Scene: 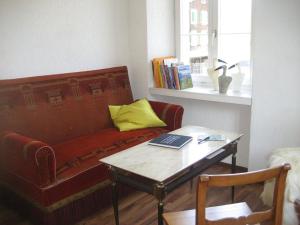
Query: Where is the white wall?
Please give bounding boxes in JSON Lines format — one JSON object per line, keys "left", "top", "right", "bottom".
{"left": 146, "top": 0, "right": 176, "bottom": 79}
{"left": 249, "top": 0, "right": 300, "bottom": 170}
{"left": 128, "top": 0, "right": 148, "bottom": 98}
{"left": 128, "top": 0, "right": 176, "bottom": 99}
{"left": 0, "top": 0, "right": 129, "bottom": 79}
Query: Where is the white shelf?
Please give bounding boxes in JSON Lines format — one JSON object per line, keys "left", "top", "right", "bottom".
{"left": 149, "top": 87, "right": 252, "bottom": 106}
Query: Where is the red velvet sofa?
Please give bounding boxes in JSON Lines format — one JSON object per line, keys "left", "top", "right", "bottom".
{"left": 0, "top": 66, "right": 183, "bottom": 225}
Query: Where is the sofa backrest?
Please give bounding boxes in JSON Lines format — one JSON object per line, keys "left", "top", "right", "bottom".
{"left": 0, "top": 66, "right": 133, "bottom": 144}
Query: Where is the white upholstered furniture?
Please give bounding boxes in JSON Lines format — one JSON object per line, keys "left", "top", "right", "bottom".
{"left": 261, "top": 147, "right": 300, "bottom": 225}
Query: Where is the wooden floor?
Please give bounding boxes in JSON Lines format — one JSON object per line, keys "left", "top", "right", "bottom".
{"left": 77, "top": 164, "right": 265, "bottom": 225}
{"left": 0, "top": 164, "right": 265, "bottom": 225}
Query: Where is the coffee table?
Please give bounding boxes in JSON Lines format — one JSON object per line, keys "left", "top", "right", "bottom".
{"left": 100, "top": 126, "right": 243, "bottom": 225}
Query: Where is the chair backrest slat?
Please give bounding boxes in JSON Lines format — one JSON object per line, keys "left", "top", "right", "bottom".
{"left": 273, "top": 164, "right": 290, "bottom": 224}
{"left": 206, "top": 166, "right": 284, "bottom": 187}
{"left": 196, "top": 163, "right": 290, "bottom": 225}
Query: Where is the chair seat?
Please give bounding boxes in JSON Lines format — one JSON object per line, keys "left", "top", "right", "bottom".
{"left": 163, "top": 202, "right": 252, "bottom": 225}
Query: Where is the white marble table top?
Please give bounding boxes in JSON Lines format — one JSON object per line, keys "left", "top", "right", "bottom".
{"left": 100, "top": 126, "right": 243, "bottom": 183}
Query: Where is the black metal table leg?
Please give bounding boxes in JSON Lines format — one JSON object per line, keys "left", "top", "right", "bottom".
{"left": 112, "top": 181, "right": 119, "bottom": 225}
{"left": 189, "top": 167, "right": 193, "bottom": 191}
{"left": 110, "top": 167, "right": 120, "bottom": 225}
{"left": 154, "top": 183, "right": 166, "bottom": 225}
{"left": 231, "top": 142, "right": 237, "bottom": 203}
{"left": 158, "top": 201, "right": 164, "bottom": 225}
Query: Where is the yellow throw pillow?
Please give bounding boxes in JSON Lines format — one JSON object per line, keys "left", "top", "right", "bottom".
{"left": 108, "top": 99, "right": 167, "bottom": 131}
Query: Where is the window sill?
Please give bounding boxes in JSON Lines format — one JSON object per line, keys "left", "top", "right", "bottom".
{"left": 149, "top": 87, "right": 252, "bottom": 106}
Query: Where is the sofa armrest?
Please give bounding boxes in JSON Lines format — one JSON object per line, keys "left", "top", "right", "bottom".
{"left": 149, "top": 100, "right": 184, "bottom": 131}
{"left": 0, "top": 132, "right": 56, "bottom": 187}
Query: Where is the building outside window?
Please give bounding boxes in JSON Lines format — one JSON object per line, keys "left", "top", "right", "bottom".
{"left": 177, "top": 0, "right": 252, "bottom": 89}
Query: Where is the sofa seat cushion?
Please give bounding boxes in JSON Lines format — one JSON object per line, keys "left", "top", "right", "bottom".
{"left": 54, "top": 127, "right": 168, "bottom": 178}
{"left": 46, "top": 127, "right": 168, "bottom": 206}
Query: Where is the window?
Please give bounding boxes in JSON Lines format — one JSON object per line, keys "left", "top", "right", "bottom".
{"left": 176, "top": 0, "right": 252, "bottom": 89}
{"left": 190, "top": 9, "right": 198, "bottom": 25}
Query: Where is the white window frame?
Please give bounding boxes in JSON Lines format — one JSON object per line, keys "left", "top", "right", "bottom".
{"left": 175, "top": 0, "right": 253, "bottom": 91}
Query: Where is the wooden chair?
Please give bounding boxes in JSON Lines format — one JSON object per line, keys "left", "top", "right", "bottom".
{"left": 163, "top": 163, "right": 291, "bottom": 225}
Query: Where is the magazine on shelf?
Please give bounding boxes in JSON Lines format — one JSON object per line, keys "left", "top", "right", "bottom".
{"left": 177, "top": 65, "right": 193, "bottom": 89}
{"left": 148, "top": 133, "right": 193, "bottom": 149}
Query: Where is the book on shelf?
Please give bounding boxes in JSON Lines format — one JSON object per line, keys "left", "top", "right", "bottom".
{"left": 160, "top": 65, "right": 168, "bottom": 88}
{"left": 176, "top": 65, "right": 193, "bottom": 89}
{"left": 163, "top": 58, "right": 178, "bottom": 67}
{"left": 152, "top": 57, "right": 193, "bottom": 90}
{"left": 172, "top": 63, "right": 181, "bottom": 90}
{"left": 162, "top": 65, "right": 174, "bottom": 89}
{"left": 163, "top": 58, "right": 178, "bottom": 89}
{"left": 148, "top": 133, "right": 193, "bottom": 149}
{"left": 152, "top": 56, "right": 174, "bottom": 88}
{"left": 164, "top": 65, "right": 172, "bottom": 89}
{"left": 167, "top": 66, "right": 176, "bottom": 89}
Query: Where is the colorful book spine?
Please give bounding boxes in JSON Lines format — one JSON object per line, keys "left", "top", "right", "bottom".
{"left": 167, "top": 66, "right": 176, "bottom": 89}
{"left": 164, "top": 65, "right": 172, "bottom": 89}
{"left": 160, "top": 65, "right": 168, "bottom": 88}
{"left": 152, "top": 60, "right": 161, "bottom": 88}
{"left": 172, "top": 66, "right": 181, "bottom": 90}
{"left": 152, "top": 56, "right": 174, "bottom": 88}
{"left": 177, "top": 65, "right": 193, "bottom": 89}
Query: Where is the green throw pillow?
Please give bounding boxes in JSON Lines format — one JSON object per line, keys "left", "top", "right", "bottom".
{"left": 108, "top": 99, "right": 167, "bottom": 131}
